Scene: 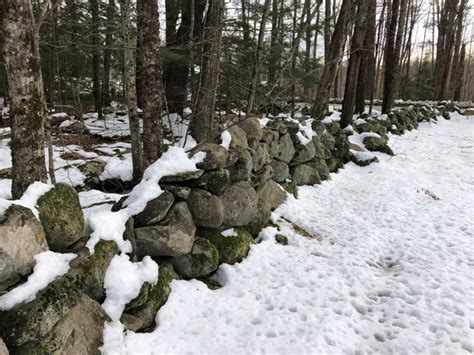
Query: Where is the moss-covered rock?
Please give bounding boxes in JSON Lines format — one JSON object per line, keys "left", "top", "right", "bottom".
{"left": 123, "top": 262, "right": 179, "bottom": 331}
{"left": 0, "top": 240, "right": 117, "bottom": 350}
{"left": 82, "top": 240, "right": 119, "bottom": 300}
{"left": 202, "top": 228, "right": 254, "bottom": 265}
{"left": 14, "top": 294, "right": 109, "bottom": 355}
{"left": 37, "top": 183, "right": 84, "bottom": 252}
{"left": 171, "top": 238, "right": 219, "bottom": 278}
{"left": 256, "top": 180, "right": 287, "bottom": 210}
{"left": 245, "top": 199, "right": 272, "bottom": 237}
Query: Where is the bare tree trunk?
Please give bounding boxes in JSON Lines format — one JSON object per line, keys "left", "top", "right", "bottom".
{"left": 433, "top": 0, "right": 460, "bottom": 100}
{"left": 268, "top": 0, "right": 281, "bottom": 86}
{"left": 355, "top": 0, "right": 376, "bottom": 113}
{"left": 70, "top": 78, "right": 83, "bottom": 123}
{"left": 120, "top": 0, "right": 143, "bottom": 181}
{"left": 90, "top": 0, "right": 103, "bottom": 118}
{"left": 137, "top": 0, "right": 164, "bottom": 167}
{"left": 2, "top": 0, "right": 47, "bottom": 198}
{"left": 247, "top": 0, "right": 272, "bottom": 114}
{"left": 453, "top": 43, "right": 465, "bottom": 101}
{"left": 341, "top": 0, "right": 368, "bottom": 127}
{"left": 449, "top": 0, "right": 467, "bottom": 99}
{"left": 324, "top": 0, "right": 331, "bottom": 62}
{"left": 102, "top": 0, "right": 115, "bottom": 107}
{"left": 382, "top": 0, "right": 407, "bottom": 113}
{"left": 241, "top": 0, "right": 251, "bottom": 45}
{"left": 312, "top": 0, "right": 354, "bottom": 119}
{"left": 190, "top": 0, "right": 224, "bottom": 143}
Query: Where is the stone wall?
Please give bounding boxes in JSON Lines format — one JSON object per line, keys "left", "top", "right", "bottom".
{"left": 0, "top": 103, "right": 454, "bottom": 353}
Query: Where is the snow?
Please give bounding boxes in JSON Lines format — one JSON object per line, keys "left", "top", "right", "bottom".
{"left": 0, "top": 182, "right": 52, "bottom": 218}
{"left": 102, "top": 254, "right": 159, "bottom": 321}
{"left": 221, "top": 228, "right": 238, "bottom": 237}
{"left": 0, "top": 179, "right": 11, "bottom": 199}
{"left": 100, "top": 154, "right": 133, "bottom": 182}
{"left": 220, "top": 130, "right": 232, "bottom": 150}
{"left": 86, "top": 146, "right": 203, "bottom": 253}
{"left": 258, "top": 117, "right": 270, "bottom": 127}
{"left": 0, "top": 251, "right": 76, "bottom": 310}
{"left": 101, "top": 114, "right": 474, "bottom": 354}
{"left": 351, "top": 150, "right": 376, "bottom": 162}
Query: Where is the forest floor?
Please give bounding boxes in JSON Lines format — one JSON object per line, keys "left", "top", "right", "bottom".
{"left": 102, "top": 113, "right": 474, "bottom": 354}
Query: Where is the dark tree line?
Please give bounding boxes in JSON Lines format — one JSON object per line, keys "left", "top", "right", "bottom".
{"left": 0, "top": 0, "right": 472, "bottom": 197}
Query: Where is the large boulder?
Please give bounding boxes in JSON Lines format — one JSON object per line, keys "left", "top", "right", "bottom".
{"left": 291, "top": 164, "right": 321, "bottom": 186}
{"left": 256, "top": 180, "right": 287, "bottom": 210}
{"left": 194, "top": 169, "right": 230, "bottom": 196}
{"left": 135, "top": 202, "right": 196, "bottom": 257}
{"left": 221, "top": 181, "right": 258, "bottom": 226}
{"left": 275, "top": 134, "right": 295, "bottom": 163}
{"left": 363, "top": 135, "right": 394, "bottom": 156}
{"left": 0, "top": 265, "right": 89, "bottom": 349}
{"left": 37, "top": 183, "right": 84, "bottom": 252}
{"left": 306, "top": 159, "right": 331, "bottom": 181}
{"left": 271, "top": 159, "right": 289, "bottom": 183}
{"left": 0, "top": 205, "right": 48, "bottom": 291}
{"left": 251, "top": 164, "right": 273, "bottom": 186}
{"left": 14, "top": 294, "right": 109, "bottom": 354}
{"left": 251, "top": 143, "right": 272, "bottom": 172}
{"left": 245, "top": 199, "right": 272, "bottom": 237}
{"left": 0, "top": 240, "right": 118, "bottom": 351}
{"left": 237, "top": 117, "right": 263, "bottom": 141}
{"left": 160, "top": 169, "right": 204, "bottom": 183}
{"left": 226, "top": 148, "right": 252, "bottom": 182}
{"left": 123, "top": 262, "right": 179, "bottom": 331}
{"left": 187, "top": 189, "right": 224, "bottom": 227}
{"left": 290, "top": 141, "right": 316, "bottom": 165}
{"left": 227, "top": 125, "right": 248, "bottom": 149}
{"left": 133, "top": 192, "right": 174, "bottom": 228}
{"left": 190, "top": 143, "right": 229, "bottom": 170}
{"left": 81, "top": 240, "right": 119, "bottom": 301}
{"left": 202, "top": 228, "right": 254, "bottom": 265}
{"left": 171, "top": 238, "right": 219, "bottom": 278}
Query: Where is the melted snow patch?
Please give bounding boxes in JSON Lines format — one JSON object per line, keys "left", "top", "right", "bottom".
{"left": 0, "top": 251, "right": 76, "bottom": 310}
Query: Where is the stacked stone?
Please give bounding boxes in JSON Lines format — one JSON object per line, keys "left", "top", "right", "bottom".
{"left": 0, "top": 103, "right": 453, "bottom": 353}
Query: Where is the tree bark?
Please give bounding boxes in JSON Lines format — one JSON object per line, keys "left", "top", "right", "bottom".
{"left": 190, "top": 0, "right": 224, "bottom": 143}
{"left": 341, "top": 0, "right": 368, "bottom": 128}
{"left": 453, "top": 43, "right": 465, "bottom": 101}
{"left": 137, "top": 0, "right": 164, "bottom": 167}
{"left": 433, "top": 0, "right": 460, "bottom": 100}
{"left": 120, "top": 0, "right": 143, "bottom": 180}
{"left": 312, "top": 0, "right": 354, "bottom": 119}
{"left": 247, "top": 0, "right": 271, "bottom": 114}
{"left": 90, "top": 0, "right": 103, "bottom": 118}
{"left": 324, "top": 0, "right": 331, "bottom": 62}
{"left": 355, "top": 0, "right": 376, "bottom": 113}
{"left": 163, "top": 0, "right": 206, "bottom": 116}
{"left": 2, "top": 0, "right": 48, "bottom": 198}
{"left": 268, "top": 0, "right": 281, "bottom": 86}
{"left": 102, "top": 0, "right": 115, "bottom": 107}
{"left": 381, "top": 0, "right": 407, "bottom": 113}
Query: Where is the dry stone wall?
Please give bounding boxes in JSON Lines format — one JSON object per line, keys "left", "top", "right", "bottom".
{"left": 0, "top": 103, "right": 455, "bottom": 353}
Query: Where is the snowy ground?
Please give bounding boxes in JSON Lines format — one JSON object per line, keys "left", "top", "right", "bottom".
{"left": 104, "top": 114, "right": 474, "bottom": 354}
